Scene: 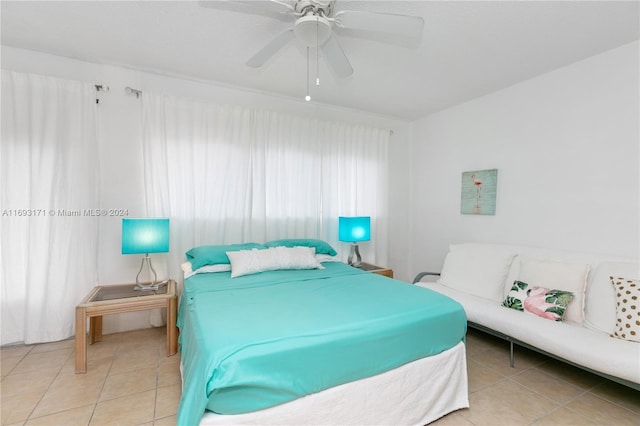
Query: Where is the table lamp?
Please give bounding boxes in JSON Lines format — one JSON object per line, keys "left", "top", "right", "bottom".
{"left": 122, "top": 218, "right": 170, "bottom": 290}
{"left": 338, "top": 216, "right": 370, "bottom": 267}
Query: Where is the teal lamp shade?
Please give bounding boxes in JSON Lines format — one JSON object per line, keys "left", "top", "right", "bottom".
{"left": 339, "top": 216, "right": 370, "bottom": 267}
{"left": 339, "top": 216, "right": 371, "bottom": 242}
{"left": 123, "top": 218, "right": 170, "bottom": 290}
{"left": 122, "top": 218, "right": 170, "bottom": 255}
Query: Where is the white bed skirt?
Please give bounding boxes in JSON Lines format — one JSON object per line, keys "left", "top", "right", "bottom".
{"left": 195, "top": 341, "right": 469, "bottom": 425}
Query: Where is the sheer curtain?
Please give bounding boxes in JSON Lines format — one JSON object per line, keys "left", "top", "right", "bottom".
{"left": 1, "top": 70, "right": 98, "bottom": 345}
{"left": 142, "top": 92, "right": 389, "bottom": 278}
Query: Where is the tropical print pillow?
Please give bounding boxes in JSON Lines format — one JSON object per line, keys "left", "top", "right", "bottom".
{"left": 502, "top": 280, "right": 574, "bottom": 322}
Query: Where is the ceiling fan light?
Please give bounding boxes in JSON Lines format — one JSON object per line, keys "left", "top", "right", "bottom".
{"left": 294, "top": 15, "right": 332, "bottom": 46}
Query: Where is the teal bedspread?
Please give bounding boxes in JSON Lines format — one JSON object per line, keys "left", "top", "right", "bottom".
{"left": 176, "top": 262, "right": 466, "bottom": 425}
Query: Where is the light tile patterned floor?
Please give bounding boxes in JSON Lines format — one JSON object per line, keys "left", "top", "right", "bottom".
{"left": 1, "top": 327, "right": 638, "bottom": 425}
{"left": 1, "top": 327, "right": 180, "bottom": 425}
{"left": 434, "top": 329, "right": 640, "bottom": 425}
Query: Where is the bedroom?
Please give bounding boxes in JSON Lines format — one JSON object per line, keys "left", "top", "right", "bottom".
{"left": 1, "top": 1, "right": 638, "bottom": 425}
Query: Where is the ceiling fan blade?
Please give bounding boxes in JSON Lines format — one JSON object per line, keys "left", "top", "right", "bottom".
{"left": 198, "top": 0, "right": 294, "bottom": 21}
{"left": 334, "top": 10, "right": 424, "bottom": 39}
{"left": 247, "top": 29, "right": 295, "bottom": 67}
{"left": 321, "top": 35, "right": 353, "bottom": 78}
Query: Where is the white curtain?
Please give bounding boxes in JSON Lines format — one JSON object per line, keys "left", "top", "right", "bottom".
{"left": 1, "top": 70, "right": 98, "bottom": 345}
{"left": 142, "top": 92, "right": 389, "bottom": 279}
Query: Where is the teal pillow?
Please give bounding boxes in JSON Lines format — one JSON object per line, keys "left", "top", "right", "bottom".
{"left": 263, "top": 239, "right": 337, "bottom": 256}
{"left": 186, "top": 243, "right": 265, "bottom": 270}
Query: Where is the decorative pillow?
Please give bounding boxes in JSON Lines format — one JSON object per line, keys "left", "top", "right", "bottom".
{"left": 502, "top": 280, "right": 574, "bottom": 321}
{"left": 263, "top": 239, "right": 337, "bottom": 256}
{"left": 181, "top": 261, "right": 231, "bottom": 279}
{"left": 584, "top": 262, "right": 638, "bottom": 333}
{"left": 610, "top": 277, "right": 640, "bottom": 343}
{"left": 437, "top": 243, "right": 517, "bottom": 302}
{"left": 227, "top": 246, "right": 324, "bottom": 278}
{"left": 518, "top": 257, "right": 589, "bottom": 323}
{"left": 502, "top": 281, "right": 529, "bottom": 311}
{"left": 185, "top": 243, "right": 265, "bottom": 270}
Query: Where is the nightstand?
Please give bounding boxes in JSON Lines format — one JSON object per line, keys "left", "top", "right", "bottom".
{"left": 75, "top": 280, "right": 178, "bottom": 373}
{"left": 356, "top": 262, "right": 394, "bottom": 278}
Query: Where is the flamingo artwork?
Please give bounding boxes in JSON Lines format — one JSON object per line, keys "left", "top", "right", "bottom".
{"left": 471, "top": 173, "right": 482, "bottom": 207}
{"left": 460, "top": 169, "right": 497, "bottom": 215}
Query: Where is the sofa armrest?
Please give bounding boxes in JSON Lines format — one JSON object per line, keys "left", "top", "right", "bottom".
{"left": 412, "top": 272, "right": 441, "bottom": 284}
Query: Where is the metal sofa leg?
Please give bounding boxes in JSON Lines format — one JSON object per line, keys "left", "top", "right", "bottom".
{"left": 510, "top": 340, "right": 515, "bottom": 368}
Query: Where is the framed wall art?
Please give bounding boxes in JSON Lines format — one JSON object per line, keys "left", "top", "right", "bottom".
{"left": 461, "top": 169, "right": 498, "bottom": 215}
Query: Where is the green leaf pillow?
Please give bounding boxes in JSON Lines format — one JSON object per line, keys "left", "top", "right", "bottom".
{"left": 502, "top": 280, "right": 574, "bottom": 322}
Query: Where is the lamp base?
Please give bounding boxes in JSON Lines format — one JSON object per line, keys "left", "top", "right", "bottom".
{"left": 347, "top": 243, "right": 362, "bottom": 268}
{"left": 134, "top": 255, "right": 160, "bottom": 291}
{"left": 134, "top": 280, "right": 168, "bottom": 291}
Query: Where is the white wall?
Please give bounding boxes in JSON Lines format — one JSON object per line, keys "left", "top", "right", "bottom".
{"left": 2, "top": 46, "right": 412, "bottom": 333}
{"left": 9, "top": 38, "right": 635, "bottom": 336}
{"left": 408, "top": 41, "right": 639, "bottom": 277}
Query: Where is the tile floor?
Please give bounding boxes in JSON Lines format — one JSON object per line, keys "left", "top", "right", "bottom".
{"left": 1, "top": 326, "right": 638, "bottom": 425}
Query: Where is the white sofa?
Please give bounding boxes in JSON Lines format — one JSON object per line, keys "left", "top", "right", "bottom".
{"left": 413, "top": 243, "right": 640, "bottom": 390}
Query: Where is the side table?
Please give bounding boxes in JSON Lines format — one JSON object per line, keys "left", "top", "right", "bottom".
{"left": 356, "top": 262, "right": 394, "bottom": 278}
{"left": 75, "top": 280, "right": 178, "bottom": 373}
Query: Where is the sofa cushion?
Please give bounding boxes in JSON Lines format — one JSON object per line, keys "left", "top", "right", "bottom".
{"left": 437, "top": 243, "right": 516, "bottom": 302}
{"left": 517, "top": 257, "right": 589, "bottom": 324}
{"left": 416, "top": 281, "right": 640, "bottom": 385}
{"left": 585, "top": 262, "right": 639, "bottom": 334}
{"left": 502, "top": 281, "right": 574, "bottom": 321}
{"left": 610, "top": 277, "right": 640, "bottom": 343}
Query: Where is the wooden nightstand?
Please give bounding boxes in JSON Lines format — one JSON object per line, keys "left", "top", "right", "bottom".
{"left": 75, "top": 280, "right": 178, "bottom": 373}
{"left": 356, "top": 262, "right": 394, "bottom": 278}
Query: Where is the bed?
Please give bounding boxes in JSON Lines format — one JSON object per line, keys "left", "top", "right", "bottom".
{"left": 177, "top": 246, "right": 468, "bottom": 425}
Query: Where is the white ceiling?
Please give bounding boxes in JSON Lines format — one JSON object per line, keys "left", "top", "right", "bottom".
{"left": 1, "top": 1, "right": 638, "bottom": 120}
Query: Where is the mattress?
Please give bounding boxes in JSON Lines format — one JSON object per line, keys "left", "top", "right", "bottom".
{"left": 177, "top": 262, "right": 467, "bottom": 425}
{"left": 199, "top": 341, "right": 469, "bottom": 425}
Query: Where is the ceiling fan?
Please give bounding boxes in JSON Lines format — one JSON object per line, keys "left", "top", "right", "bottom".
{"left": 199, "top": 0, "right": 424, "bottom": 78}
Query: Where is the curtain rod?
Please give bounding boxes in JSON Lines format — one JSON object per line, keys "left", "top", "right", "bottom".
{"left": 118, "top": 86, "right": 394, "bottom": 134}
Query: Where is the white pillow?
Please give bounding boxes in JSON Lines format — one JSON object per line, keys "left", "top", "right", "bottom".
{"left": 227, "top": 246, "right": 324, "bottom": 278}
{"left": 182, "top": 261, "right": 231, "bottom": 278}
{"left": 181, "top": 261, "right": 192, "bottom": 274}
{"left": 517, "top": 257, "right": 590, "bottom": 324}
{"left": 437, "top": 243, "right": 517, "bottom": 302}
{"left": 316, "top": 253, "right": 340, "bottom": 263}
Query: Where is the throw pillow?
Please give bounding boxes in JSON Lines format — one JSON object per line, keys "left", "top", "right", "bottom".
{"left": 518, "top": 257, "right": 589, "bottom": 323}
{"left": 583, "top": 262, "right": 638, "bottom": 334}
{"left": 502, "top": 280, "right": 529, "bottom": 311}
{"left": 227, "top": 246, "right": 324, "bottom": 278}
{"left": 502, "top": 280, "right": 574, "bottom": 322}
{"left": 610, "top": 276, "right": 640, "bottom": 343}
